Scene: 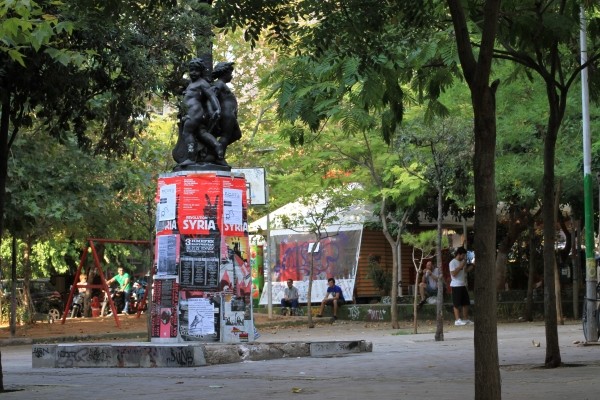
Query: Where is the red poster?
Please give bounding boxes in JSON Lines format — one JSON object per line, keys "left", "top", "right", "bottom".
{"left": 178, "top": 174, "right": 222, "bottom": 235}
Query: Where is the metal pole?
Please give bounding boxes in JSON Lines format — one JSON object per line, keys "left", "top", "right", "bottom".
{"left": 266, "top": 179, "right": 273, "bottom": 319}
{"left": 580, "top": 7, "right": 598, "bottom": 341}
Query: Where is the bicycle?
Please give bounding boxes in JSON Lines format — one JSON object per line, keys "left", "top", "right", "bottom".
{"left": 582, "top": 282, "right": 600, "bottom": 342}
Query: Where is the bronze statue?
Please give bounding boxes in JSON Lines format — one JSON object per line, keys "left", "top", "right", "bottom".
{"left": 172, "top": 58, "right": 242, "bottom": 169}
{"left": 212, "top": 62, "right": 242, "bottom": 160}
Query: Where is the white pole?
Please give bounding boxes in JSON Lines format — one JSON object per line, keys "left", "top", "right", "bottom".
{"left": 580, "top": 6, "right": 598, "bottom": 342}
{"left": 266, "top": 182, "right": 273, "bottom": 319}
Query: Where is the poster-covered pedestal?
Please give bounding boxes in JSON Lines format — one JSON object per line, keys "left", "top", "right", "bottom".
{"left": 151, "top": 170, "right": 254, "bottom": 343}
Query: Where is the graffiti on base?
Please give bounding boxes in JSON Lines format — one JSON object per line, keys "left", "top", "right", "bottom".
{"left": 56, "top": 348, "right": 112, "bottom": 367}
{"left": 348, "top": 305, "right": 360, "bottom": 320}
{"left": 367, "top": 308, "right": 386, "bottom": 321}
{"left": 32, "top": 347, "right": 50, "bottom": 358}
{"left": 166, "top": 348, "right": 195, "bottom": 366}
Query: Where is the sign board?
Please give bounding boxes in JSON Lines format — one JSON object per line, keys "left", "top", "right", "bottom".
{"left": 231, "top": 167, "right": 267, "bottom": 205}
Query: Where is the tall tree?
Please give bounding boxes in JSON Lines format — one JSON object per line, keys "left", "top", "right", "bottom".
{"left": 335, "top": 128, "right": 424, "bottom": 329}
{"left": 446, "top": 0, "right": 502, "bottom": 397}
{"left": 396, "top": 116, "right": 473, "bottom": 340}
{"left": 489, "top": 0, "right": 600, "bottom": 367}
{"left": 0, "top": 0, "right": 213, "bottom": 390}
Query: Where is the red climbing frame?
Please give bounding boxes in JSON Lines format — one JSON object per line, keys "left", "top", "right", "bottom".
{"left": 60, "top": 238, "right": 152, "bottom": 327}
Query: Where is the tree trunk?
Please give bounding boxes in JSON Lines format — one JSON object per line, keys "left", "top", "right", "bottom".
{"left": 447, "top": 0, "right": 502, "bottom": 396}
{"left": 435, "top": 185, "right": 444, "bottom": 341}
{"left": 1, "top": 90, "right": 14, "bottom": 391}
{"left": 390, "top": 238, "right": 399, "bottom": 330}
{"left": 23, "top": 236, "right": 35, "bottom": 323}
{"left": 542, "top": 128, "right": 561, "bottom": 367}
{"left": 524, "top": 222, "right": 536, "bottom": 321}
{"left": 571, "top": 219, "right": 580, "bottom": 319}
{"left": 471, "top": 83, "right": 501, "bottom": 399}
{"left": 307, "top": 251, "right": 315, "bottom": 328}
{"left": 542, "top": 82, "right": 563, "bottom": 368}
{"left": 554, "top": 257, "right": 563, "bottom": 325}
{"left": 380, "top": 199, "right": 405, "bottom": 329}
{"left": 496, "top": 208, "right": 530, "bottom": 292}
{"left": 0, "top": 87, "right": 9, "bottom": 240}
{"left": 413, "top": 270, "right": 420, "bottom": 334}
{"left": 495, "top": 250, "right": 509, "bottom": 293}
{"left": 10, "top": 236, "right": 17, "bottom": 336}
{"left": 553, "top": 183, "right": 564, "bottom": 325}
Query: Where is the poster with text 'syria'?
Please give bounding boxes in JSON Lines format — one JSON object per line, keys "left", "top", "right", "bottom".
{"left": 178, "top": 174, "right": 222, "bottom": 235}
{"left": 221, "top": 176, "right": 248, "bottom": 237}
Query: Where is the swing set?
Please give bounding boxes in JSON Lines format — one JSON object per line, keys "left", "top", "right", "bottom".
{"left": 60, "top": 238, "right": 152, "bottom": 327}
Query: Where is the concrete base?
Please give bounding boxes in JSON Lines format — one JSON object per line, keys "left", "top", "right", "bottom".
{"left": 32, "top": 340, "right": 372, "bottom": 368}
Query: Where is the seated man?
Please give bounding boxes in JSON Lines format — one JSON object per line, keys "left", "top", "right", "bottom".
{"left": 280, "top": 279, "right": 299, "bottom": 315}
{"left": 317, "top": 278, "right": 345, "bottom": 321}
{"left": 418, "top": 260, "right": 441, "bottom": 310}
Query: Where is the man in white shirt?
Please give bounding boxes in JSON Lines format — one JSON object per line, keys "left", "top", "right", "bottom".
{"left": 449, "top": 247, "right": 475, "bottom": 326}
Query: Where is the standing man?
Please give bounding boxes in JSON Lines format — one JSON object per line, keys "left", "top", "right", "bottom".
{"left": 449, "top": 247, "right": 474, "bottom": 326}
{"left": 317, "top": 278, "right": 346, "bottom": 322}
{"left": 106, "top": 267, "right": 132, "bottom": 314}
{"left": 418, "top": 260, "right": 440, "bottom": 309}
{"left": 280, "top": 279, "right": 299, "bottom": 316}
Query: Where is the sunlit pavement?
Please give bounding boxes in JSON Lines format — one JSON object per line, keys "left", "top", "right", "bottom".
{"left": 1, "top": 321, "right": 599, "bottom": 400}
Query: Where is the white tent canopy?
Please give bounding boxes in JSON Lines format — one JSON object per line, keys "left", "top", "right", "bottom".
{"left": 249, "top": 199, "right": 376, "bottom": 235}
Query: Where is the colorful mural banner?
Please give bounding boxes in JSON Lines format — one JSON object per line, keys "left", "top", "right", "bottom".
{"left": 258, "top": 229, "right": 362, "bottom": 305}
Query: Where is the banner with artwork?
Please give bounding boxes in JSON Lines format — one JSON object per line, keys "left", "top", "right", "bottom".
{"left": 259, "top": 229, "right": 362, "bottom": 305}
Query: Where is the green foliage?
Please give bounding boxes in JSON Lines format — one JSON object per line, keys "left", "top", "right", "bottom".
{"left": 0, "top": 0, "right": 76, "bottom": 66}
{"left": 402, "top": 230, "right": 448, "bottom": 264}
{"left": 394, "top": 115, "right": 474, "bottom": 221}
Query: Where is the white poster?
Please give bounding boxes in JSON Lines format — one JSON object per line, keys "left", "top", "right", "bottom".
{"left": 187, "top": 298, "right": 215, "bottom": 336}
{"left": 231, "top": 167, "right": 267, "bottom": 205}
{"left": 223, "top": 188, "right": 243, "bottom": 226}
{"left": 157, "top": 234, "right": 178, "bottom": 276}
{"left": 159, "top": 184, "right": 176, "bottom": 221}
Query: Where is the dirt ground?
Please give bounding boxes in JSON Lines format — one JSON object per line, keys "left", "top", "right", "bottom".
{"left": 0, "top": 314, "right": 150, "bottom": 340}
{"left": 0, "top": 312, "right": 393, "bottom": 341}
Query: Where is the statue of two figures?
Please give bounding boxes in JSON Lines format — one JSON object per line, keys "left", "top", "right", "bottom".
{"left": 172, "top": 58, "right": 242, "bottom": 169}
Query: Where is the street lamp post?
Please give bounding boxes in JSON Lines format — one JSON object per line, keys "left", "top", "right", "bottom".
{"left": 580, "top": 7, "right": 598, "bottom": 342}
